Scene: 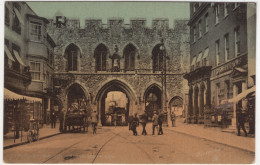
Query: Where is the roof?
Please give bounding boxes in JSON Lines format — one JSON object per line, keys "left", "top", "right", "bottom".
{"left": 47, "top": 34, "right": 56, "bottom": 47}
{"left": 27, "top": 14, "right": 49, "bottom": 24}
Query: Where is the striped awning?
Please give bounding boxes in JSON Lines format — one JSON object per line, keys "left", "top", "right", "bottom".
{"left": 191, "top": 56, "right": 197, "bottom": 66}
{"left": 203, "top": 48, "right": 209, "bottom": 58}
{"left": 4, "top": 45, "right": 15, "bottom": 62}
{"left": 13, "top": 50, "right": 26, "bottom": 66}
{"left": 196, "top": 52, "right": 203, "bottom": 63}
{"left": 14, "top": 8, "right": 24, "bottom": 25}
{"left": 4, "top": 88, "right": 42, "bottom": 102}
{"left": 228, "top": 86, "right": 256, "bottom": 103}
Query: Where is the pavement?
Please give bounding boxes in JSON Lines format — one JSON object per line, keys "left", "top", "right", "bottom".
{"left": 165, "top": 117, "right": 255, "bottom": 153}
{"left": 3, "top": 124, "right": 61, "bottom": 149}
{"left": 3, "top": 118, "right": 255, "bottom": 153}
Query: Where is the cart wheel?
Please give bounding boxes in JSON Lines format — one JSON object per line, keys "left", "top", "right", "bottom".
{"left": 36, "top": 129, "right": 39, "bottom": 140}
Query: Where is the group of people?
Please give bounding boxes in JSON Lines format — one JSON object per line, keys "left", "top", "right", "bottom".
{"left": 128, "top": 110, "right": 176, "bottom": 136}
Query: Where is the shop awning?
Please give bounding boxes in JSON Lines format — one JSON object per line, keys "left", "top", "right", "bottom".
{"left": 228, "top": 86, "right": 256, "bottom": 103}
{"left": 191, "top": 56, "right": 197, "bottom": 66}
{"left": 4, "top": 45, "right": 15, "bottom": 62}
{"left": 13, "top": 50, "right": 26, "bottom": 66}
{"left": 5, "top": 3, "right": 13, "bottom": 13}
{"left": 203, "top": 48, "right": 209, "bottom": 58}
{"left": 14, "top": 8, "right": 24, "bottom": 25}
{"left": 196, "top": 52, "right": 203, "bottom": 63}
{"left": 4, "top": 88, "right": 42, "bottom": 102}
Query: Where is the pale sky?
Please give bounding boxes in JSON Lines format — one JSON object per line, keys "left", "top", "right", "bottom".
{"left": 26, "top": 1, "right": 190, "bottom": 28}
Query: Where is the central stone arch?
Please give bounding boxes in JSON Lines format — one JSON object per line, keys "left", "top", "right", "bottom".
{"left": 95, "top": 79, "right": 137, "bottom": 126}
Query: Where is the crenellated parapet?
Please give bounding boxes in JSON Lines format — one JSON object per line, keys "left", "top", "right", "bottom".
{"left": 48, "top": 15, "right": 176, "bottom": 31}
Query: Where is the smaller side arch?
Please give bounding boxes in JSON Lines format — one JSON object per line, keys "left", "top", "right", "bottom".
{"left": 143, "top": 83, "right": 162, "bottom": 101}
{"left": 64, "top": 81, "right": 90, "bottom": 100}
{"left": 168, "top": 96, "right": 183, "bottom": 109}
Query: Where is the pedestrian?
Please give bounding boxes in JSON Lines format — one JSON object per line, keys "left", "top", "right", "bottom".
{"left": 113, "top": 112, "right": 117, "bottom": 127}
{"left": 132, "top": 113, "right": 139, "bottom": 136}
{"left": 237, "top": 109, "right": 247, "bottom": 137}
{"left": 128, "top": 115, "right": 133, "bottom": 131}
{"left": 152, "top": 111, "right": 159, "bottom": 135}
{"left": 59, "top": 108, "right": 65, "bottom": 132}
{"left": 91, "top": 110, "right": 98, "bottom": 134}
{"left": 158, "top": 111, "right": 164, "bottom": 135}
{"left": 140, "top": 111, "right": 148, "bottom": 135}
{"left": 14, "top": 105, "right": 20, "bottom": 139}
{"left": 50, "top": 110, "right": 57, "bottom": 128}
{"left": 171, "top": 111, "right": 176, "bottom": 127}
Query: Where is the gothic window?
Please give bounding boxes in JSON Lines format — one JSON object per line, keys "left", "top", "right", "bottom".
{"left": 152, "top": 44, "right": 163, "bottom": 72}
{"left": 123, "top": 44, "right": 136, "bottom": 71}
{"left": 65, "top": 44, "right": 80, "bottom": 71}
{"left": 94, "top": 44, "right": 107, "bottom": 71}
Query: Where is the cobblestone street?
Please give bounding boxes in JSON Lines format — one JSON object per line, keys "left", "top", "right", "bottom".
{"left": 4, "top": 121, "right": 254, "bottom": 164}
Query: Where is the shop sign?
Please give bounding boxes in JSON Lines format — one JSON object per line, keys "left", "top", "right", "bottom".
{"left": 212, "top": 55, "right": 245, "bottom": 77}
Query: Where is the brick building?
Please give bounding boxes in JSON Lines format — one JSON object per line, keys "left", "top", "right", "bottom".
{"left": 47, "top": 13, "right": 190, "bottom": 125}
{"left": 184, "top": 2, "right": 256, "bottom": 127}
{"left": 4, "top": 2, "right": 56, "bottom": 123}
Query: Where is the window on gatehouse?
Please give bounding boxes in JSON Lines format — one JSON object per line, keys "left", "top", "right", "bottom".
{"left": 94, "top": 44, "right": 107, "bottom": 71}
{"left": 65, "top": 44, "right": 80, "bottom": 71}
{"left": 123, "top": 44, "right": 136, "bottom": 71}
{"left": 152, "top": 44, "right": 164, "bottom": 72}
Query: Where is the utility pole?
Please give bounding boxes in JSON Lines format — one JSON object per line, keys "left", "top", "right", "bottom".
{"left": 160, "top": 39, "right": 168, "bottom": 126}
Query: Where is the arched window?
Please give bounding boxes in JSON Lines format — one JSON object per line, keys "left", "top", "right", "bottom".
{"left": 123, "top": 44, "right": 136, "bottom": 71}
{"left": 152, "top": 44, "right": 163, "bottom": 72}
{"left": 65, "top": 44, "right": 80, "bottom": 71}
{"left": 94, "top": 44, "right": 107, "bottom": 71}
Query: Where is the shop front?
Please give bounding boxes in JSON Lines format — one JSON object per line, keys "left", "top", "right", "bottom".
{"left": 4, "top": 88, "right": 42, "bottom": 141}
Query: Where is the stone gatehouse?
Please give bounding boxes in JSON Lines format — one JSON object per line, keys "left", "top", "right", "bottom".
{"left": 47, "top": 14, "right": 190, "bottom": 125}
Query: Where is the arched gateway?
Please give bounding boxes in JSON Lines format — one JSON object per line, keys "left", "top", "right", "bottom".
{"left": 95, "top": 80, "right": 136, "bottom": 126}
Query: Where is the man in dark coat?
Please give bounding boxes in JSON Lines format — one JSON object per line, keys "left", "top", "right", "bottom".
{"left": 237, "top": 109, "right": 247, "bottom": 136}
{"left": 141, "top": 111, "right": 148, "bottom": 135}
{"left": 158, "top": 111, "right": 164, "bottom": 135}
{"left": 152, "top": 111, "right": 159, "bottom": 135}
{"left": 128, "top": 115, "right": 133, "bottom": 131}
{"left": 59, "top": 109, "right": 65, "bottom": 132}
{"left": 132, "top": 113, "right": 139, "bottom": 136}
{"left": 171, "top": 112, "right": 176, "bottom": 127}
{"left": 50, "top": 111, "right": 57, "bottom": 128}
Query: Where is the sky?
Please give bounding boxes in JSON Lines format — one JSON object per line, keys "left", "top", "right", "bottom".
{"left": 26, "top": 1, "right": 190, "bottom": 28}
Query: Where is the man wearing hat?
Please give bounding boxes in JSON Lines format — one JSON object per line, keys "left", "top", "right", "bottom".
{"left": 152, "top": 111, "right": 159, "bottom": 135}
{"left": 132, "top": 113, "right": 139, "bottom": 136}
{"left": 91, "top": 110, "right": 98, "bottom": 134}
{"left": 140, "top": 110, "right": 148, "bottom": 135}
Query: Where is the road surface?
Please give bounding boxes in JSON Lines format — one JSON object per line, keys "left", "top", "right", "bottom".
{"left": 4, "top": 125, "right": 254, "bottom": 164}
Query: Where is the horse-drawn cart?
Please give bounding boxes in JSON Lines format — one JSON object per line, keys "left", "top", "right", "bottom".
{"left": 64, "top": 111, "right": 88, "bottom": 133}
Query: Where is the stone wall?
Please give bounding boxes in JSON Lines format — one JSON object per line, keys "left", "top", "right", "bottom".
{"left": 47, "top": 16, "right": 190, "bottom": 116}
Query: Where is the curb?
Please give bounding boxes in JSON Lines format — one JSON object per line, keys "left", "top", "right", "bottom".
{"left": 165, "top": 128, "right": 255, "bottom": 154}
{"left": 4, "top": 132, "right": 62, "bottom": 150}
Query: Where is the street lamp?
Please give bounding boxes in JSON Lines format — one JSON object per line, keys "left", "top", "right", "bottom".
{"left": 160, "top": 39, "right": 168, "bottom": 126}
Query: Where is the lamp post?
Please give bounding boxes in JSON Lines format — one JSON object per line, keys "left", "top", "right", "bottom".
{"left": 160, "top": 39, "right": 168, "bottom": 126}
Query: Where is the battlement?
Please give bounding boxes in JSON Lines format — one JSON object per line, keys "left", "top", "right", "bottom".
{"left": 48, "top": 15, "right": 186, "bottom": 30}
{"left": 152, "top": 18, "right": 169, "bottom": 29}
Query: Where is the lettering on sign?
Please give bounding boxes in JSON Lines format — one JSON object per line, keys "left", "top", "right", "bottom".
{"left": 212, "top": 56, "right": 245, "bottom": 77}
